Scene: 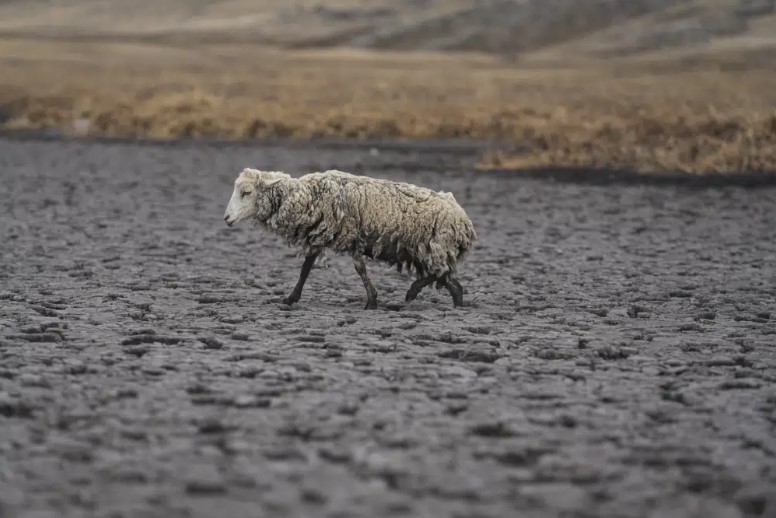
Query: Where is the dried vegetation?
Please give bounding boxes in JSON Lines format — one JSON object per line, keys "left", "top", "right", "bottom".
{"left": 0, "top": 38, "right": 774, "bottom": 174}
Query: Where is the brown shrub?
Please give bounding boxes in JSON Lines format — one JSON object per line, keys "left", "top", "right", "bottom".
{"left": 1, "top": 40, "right": 775, "bottom": 174}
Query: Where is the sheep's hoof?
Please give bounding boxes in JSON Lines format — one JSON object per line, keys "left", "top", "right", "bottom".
{"left": 364, "top": 300, "right": 378, "bottom": 310}
{"left": 282, "top": 295, "right": 299, "bottom": 306}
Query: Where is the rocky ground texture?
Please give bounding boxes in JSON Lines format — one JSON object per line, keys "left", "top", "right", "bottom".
{"left": 1, "top": 137, "right": 775, "bottom": 518}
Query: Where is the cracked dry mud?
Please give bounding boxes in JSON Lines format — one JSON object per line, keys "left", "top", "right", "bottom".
{"left": 1, "top": 137, "right": 775, "bottom": 518}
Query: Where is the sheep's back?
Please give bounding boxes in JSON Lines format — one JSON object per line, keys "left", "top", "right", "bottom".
{"left": 334, "top": 174, "right": 474, "bottom": 276}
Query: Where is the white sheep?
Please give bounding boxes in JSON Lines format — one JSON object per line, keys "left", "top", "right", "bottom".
{"left": 223, "top": 168, "right": 476, "bottom": 309}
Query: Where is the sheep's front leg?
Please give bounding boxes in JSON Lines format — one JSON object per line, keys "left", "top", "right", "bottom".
{"left": 283, "top": 252, "right": 319, "bottom": 306}
{"left": 353, "top": 256, "right": 378, "bottom": 310}
{"left": 405, "top": 275, "right": 435, "bottom": 302}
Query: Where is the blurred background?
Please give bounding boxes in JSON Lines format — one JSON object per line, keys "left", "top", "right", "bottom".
{"left": 0, "top": 0, "right": 774, "bottom": 174}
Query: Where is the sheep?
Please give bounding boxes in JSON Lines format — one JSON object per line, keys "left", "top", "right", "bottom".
{"left": 223, "top": 168, "right": 476, "bottom": 309}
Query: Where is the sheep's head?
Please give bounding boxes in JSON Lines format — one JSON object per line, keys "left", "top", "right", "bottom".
{"left": 223, "top": 168, "right": 288, "bottom": 226}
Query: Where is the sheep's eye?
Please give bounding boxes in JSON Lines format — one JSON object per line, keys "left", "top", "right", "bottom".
{"left": 241, "top": 191, "right": 252, "bottom": 197}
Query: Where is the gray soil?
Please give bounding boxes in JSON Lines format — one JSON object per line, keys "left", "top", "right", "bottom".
{"left": 1, "top": 137, "right": 775, "bottom": 518}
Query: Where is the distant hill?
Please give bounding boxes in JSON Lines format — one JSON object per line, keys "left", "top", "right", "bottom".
{"left": 0, "top": 0, "right": 774, "bottom": 60}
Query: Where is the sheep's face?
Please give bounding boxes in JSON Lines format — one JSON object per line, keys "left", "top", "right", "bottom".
{"left": 224, "top": 169, "right": 284, "bottom": 226}
{"left": 223, "top": 173, "right": 260, "bottom": 227}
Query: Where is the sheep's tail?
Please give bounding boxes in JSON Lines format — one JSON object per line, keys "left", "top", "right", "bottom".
{"left": 440, "top": 190, "right": 476, "bottom": 265}
{"left": 452, "top": 214, "right": 476, "bottom": 267}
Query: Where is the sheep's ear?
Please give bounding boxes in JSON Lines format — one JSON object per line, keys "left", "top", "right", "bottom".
{"left": 260, "top": 172, "right": 291, "bottom": 187}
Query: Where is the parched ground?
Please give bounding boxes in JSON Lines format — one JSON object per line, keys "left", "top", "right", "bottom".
{"left": 0, "top": 137, "right": 775, "bottom": 518}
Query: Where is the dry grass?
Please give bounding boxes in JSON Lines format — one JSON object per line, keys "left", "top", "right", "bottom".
{"left": 1, "top": 38, "right": 775, "bottom": 174}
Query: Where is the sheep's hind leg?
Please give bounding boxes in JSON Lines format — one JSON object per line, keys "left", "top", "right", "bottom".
{"left": 353, "top": 256, "right": 378, "bottom": 310}
{"left": 405, "top": 275, "right": 435, "bottom": 302}
{"left": 443, "top": 275, "right": 464, "bottom": 308}
{"left": 282, "top": 252, "right": 319, "bottom": 306}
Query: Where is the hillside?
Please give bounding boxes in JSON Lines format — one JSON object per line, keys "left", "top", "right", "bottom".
{"left": 0, "top": 0, "right": 774, "bottom": 174}
{"left": 0, "top": 0, "right": 774, "bottom": 59}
